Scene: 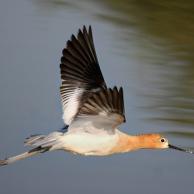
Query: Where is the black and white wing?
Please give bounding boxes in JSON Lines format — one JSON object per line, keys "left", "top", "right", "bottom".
{"left": 60, "top": 26, "right": 107, "bottom": 125}
{"left": 69, "top": 87, "right": 126, "bottom": 131}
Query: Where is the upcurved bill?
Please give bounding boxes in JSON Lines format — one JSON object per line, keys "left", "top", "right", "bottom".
{"left": 169, "top": 144, "right": 194, "bottom": 154}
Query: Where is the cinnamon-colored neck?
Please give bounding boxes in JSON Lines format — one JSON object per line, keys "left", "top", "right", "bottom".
{"left": 111, "top": 132, "right": 160, "bottom": 154}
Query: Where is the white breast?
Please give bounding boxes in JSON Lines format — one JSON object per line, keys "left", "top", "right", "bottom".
{"left": 62, "top": 132, "right": 119, "bottom": 156}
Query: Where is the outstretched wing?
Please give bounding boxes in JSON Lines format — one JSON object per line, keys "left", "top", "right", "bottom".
{"left": 69, "top": 87, "right": 126, "bottom": 132}
{"left": 60, "top": 26, "right": 107, "bottom": 125}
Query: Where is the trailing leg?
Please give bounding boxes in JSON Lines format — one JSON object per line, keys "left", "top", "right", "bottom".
{"left": 0, "top": 146, "right": 50, "bottom": 166}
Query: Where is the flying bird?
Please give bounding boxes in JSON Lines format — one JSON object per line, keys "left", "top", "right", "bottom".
{"left": 0, "top": 26, "right": 193, "bottom": 166}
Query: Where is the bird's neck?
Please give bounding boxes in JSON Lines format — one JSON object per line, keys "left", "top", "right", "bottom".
{"left": 111, "top": 131, "right": 156, "bottom": 154}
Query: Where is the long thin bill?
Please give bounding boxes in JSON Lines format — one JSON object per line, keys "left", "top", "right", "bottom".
{"left": 169, "top": 144, "right": 194, "bottom": 154}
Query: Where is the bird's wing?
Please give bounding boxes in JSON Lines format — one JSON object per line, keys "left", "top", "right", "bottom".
{"left": 68, "top": 87, "right": 126, "bottom": 132}
{"left": 60, "top": 26, "right": 107, "bottom": 125}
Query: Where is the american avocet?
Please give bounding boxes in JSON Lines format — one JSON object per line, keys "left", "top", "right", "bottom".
{"left": 0, "top": 26, "right": 193, "bottom": 166}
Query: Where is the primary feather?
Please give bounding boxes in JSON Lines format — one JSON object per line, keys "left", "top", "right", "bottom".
{"left": 60, "top": 25, "right": 107, "bottom": 125}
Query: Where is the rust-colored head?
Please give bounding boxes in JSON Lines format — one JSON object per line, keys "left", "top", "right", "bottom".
{"left": 138, "top": 134, "right": 168, "bottom": 149}
{"left": 139, "top": 133, "right": 193, "bottom": 154}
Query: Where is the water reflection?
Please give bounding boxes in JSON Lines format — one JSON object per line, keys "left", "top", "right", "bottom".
{"left": 96, "top": 0, "right": 194, "bottom": 128}
{"left": 162, "top": 131, "right": 194, "bottom": 140}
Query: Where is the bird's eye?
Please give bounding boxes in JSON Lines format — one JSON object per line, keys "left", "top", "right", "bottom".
{"left": 160, "top": 138, "right": 165, "bottom": 143}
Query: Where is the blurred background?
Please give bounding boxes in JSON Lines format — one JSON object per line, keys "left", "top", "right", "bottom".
{"left": 0, "top": 0, "right": 194, "bottom": 194}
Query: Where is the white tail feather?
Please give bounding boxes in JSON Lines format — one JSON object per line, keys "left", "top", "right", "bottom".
{"left": 1, "top": 132, "right": 64, "bottom": 166}
{"left": 24, "top": 134, "right": 46, "bottom": 146}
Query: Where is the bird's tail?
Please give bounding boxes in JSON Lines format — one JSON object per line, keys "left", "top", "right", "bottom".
{"left": 0, "top": 146, "right": 50, "bottom": 166}
{"left": 0, "top": 132, "right": 63, "bottom": 166}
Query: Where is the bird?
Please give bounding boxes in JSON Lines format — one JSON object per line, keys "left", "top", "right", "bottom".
{"left": 0, "top": 26, "right": 193, "bottom": 166}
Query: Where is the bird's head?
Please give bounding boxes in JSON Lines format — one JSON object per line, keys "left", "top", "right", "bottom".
{"left": 139, "top": 134, "right": 193, "bottom": 154}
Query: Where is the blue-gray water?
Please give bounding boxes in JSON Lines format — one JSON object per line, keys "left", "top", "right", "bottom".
{"left": 0, "top": 0, "right": 194, "bottom": 194}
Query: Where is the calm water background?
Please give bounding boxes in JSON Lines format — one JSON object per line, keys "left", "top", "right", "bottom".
{"left": 0, "top": 0, "right": 194, "bottom": 193}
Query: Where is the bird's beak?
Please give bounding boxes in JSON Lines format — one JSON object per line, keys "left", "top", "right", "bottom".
{"left": 169, "top": 144, "right": 193, "bottom": 154}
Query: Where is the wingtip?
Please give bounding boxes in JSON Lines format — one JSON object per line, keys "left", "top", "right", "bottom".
{"left": 83, "top": 25, "right": 87, "bottom": 32}
{"left": 113, "top": 86, "right": 119, "bottom": 92}
{"left": 80, "top": 25, "right": 92, "bottom": 34}
{"left": 88, "top": 25, "right": 92, "bottom": 36}
{"left": 71, "top": 34, "right": 76, "bottom": 41}
{"left": 78, "top": 28, "right": 83, "bottom": 36}
{"left": 79, "top": 25, "right": 89, "bottom": 39}
{"left": 119, "top": 87, "right": 123, "bottom": 92}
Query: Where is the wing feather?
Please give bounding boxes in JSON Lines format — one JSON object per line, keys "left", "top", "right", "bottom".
{"left": 60, "top": 26, "right": 106, "bottom": 125}
{"left": 74, "top": 87, "right": 126, "bottom": 130}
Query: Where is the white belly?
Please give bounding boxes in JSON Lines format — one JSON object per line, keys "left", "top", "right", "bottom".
{"left": 62, "top": 132, "right": 119, "bottom": 156}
